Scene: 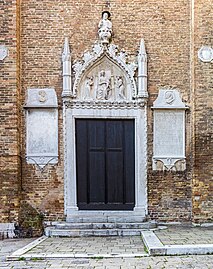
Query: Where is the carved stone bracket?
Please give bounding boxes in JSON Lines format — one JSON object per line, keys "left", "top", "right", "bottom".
{"left": 26, "top": 156, "right": 58, "bottom": 171}
{"left": 153, "top": 157, "right": 186, "bottom": 171}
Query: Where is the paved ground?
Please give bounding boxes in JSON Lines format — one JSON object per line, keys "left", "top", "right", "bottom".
{"left": 27, "top": 236, "right": 146, "bottom": 256}
{"left": 1, "top": 226, "right": 213, "bottom": 268}
{"left": 1, "top": 253, "right": 213, "bottom": 268}
{"left": 155, "top": 226, "right": 213, "bottom": 245}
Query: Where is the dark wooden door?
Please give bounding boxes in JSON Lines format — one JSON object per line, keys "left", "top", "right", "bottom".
{"left": 76, "top": 119, "right": 135, "bottom": 210}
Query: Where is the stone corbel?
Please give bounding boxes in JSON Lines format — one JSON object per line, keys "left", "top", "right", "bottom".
{"left": 152, "top": 157, "right": 186, "bottom": 171}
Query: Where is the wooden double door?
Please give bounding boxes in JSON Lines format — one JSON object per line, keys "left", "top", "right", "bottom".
{"left": 76, "top": 119, "right": 135, "bottom": 210}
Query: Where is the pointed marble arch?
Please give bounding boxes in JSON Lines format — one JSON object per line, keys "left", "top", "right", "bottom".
{"left": 72, "top": 43, "right": 138, "bottom": 99}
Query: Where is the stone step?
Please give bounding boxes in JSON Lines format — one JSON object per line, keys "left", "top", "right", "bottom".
{"left": 54, "top": 222, "right": 156, "bottom": 230}
{"left": 45, "top": 228, "right": 143, "bottom": 237}
{"left": 66, "top": 215, "right": 146, "bottom": 223}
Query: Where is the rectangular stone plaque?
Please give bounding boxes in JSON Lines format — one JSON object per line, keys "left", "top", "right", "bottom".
{"left": 26, "top": 109, "right": 58, "bottom": 168}
{"left": 25, "top": 88, "right": 58, "bottom": 169}
{"left": 152, "top": 88, "right": 187, "bottom": 170}
{"left": 154, "top": 111, "right": 184, "bottom": 157}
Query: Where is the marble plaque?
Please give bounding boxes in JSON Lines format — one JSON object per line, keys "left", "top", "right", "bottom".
{"left": 25, "top": 88, "right": 58, "bottom": 169}
{"left": 198, "top": 46, "right": 213, "bottom": 62}
{"left": 152, "top": 88, "right": 187, "bottom": 170}
{"left": 154, "top": 111, "right": 184, "bottom": 157}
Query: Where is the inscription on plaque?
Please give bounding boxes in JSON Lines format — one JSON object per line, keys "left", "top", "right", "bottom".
{"left": 152, "top": 88, "right": 187, "bottom": 171}
{"left": 25, "top": 88, "right": 58, "bottom": 169}
{"left": 154, "top": 111, "right": 184, "bottom": 157}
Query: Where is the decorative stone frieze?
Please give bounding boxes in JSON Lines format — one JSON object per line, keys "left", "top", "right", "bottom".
{"left": 24, "top": 88, "right": 58, "bottom": 170}
{"left": 152, "top": 88, "right": 188, "bottom": 171}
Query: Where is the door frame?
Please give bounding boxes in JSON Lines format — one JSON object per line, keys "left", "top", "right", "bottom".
{"left": 63, "top": 103, "right": 148, "bottom": 221}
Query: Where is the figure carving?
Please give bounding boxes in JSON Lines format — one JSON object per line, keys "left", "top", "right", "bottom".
{"left": 38, "top": 90, "right": 47, "bottom": 103}
{"left": 97, "top": 70, "right": 111, "bottom": 100}
{"left": 115, "top": 76, "right": 126, "bottom": 100}
{"left": 165, "top": 90, "right": 175, "bottom": 104}
{"left": 98, "top": 11, "right": 112, "bottom": 44}
{"left": 84, "top": 76, "right": 93, "bottom": 100}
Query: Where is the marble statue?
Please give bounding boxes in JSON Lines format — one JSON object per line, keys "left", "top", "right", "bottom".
{"left": 84, "top": 76, "right": 93, "bottom": 99}
{"left": 98, "top": 11, "right": 112, "bottom": 44}
{"left": 97, "top": 70, "right": 111, "bottom": 99}
{"left": 116, "top": 76, "right": 126, "bottom": 100}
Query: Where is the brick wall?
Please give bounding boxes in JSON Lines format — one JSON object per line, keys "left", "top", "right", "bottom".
{"left": 0, "top": 0, "right": 21, "bottom": 222}
{"left": 19, "top": 0, "right": 193, "bottom": 222}
{"left": 192, "top": 0, "right": 213, "bottom": 222}
{"left": 1, "top": 0, "right": 211, "bottom": 223}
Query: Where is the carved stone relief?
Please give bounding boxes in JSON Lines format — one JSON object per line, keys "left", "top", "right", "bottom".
{"left": 72, "top": 43, "right": 137, "bottom": 100}
{"left": 25, "top": 88, "right": 58, "bottom": 170}
{"left": 78, "top": 57, "right": 130, "bottom": 102}
{"left": 152, "top": 88, "right": 188, "bottom": 171}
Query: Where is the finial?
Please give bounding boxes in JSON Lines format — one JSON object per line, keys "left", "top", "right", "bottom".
{"left": 62, "top": 37, "right": 71, "bottom": 62}
{"left": 139, "top": 39, "right": 146, "bottom": 55}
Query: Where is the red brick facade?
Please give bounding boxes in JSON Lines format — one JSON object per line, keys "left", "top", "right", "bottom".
{"left": 0, "top": 0, "right": 212, "bottom": 224}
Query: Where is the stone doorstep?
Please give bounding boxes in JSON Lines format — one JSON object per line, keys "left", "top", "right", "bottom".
{"left": 141, "top": 231, "right": 213, "bottom": 256}
{"left": 53, "top": 222, "right": 156, "bottom": 229}
{"left": 45, "top": 228, "right": 142, "bottom": 237}
{"left": 44, "top": 221, "right": 157, "bottom": 237}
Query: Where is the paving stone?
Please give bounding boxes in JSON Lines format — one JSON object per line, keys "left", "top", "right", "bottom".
{"left": 155, "top": 227, "right": 213, "bottom": 245}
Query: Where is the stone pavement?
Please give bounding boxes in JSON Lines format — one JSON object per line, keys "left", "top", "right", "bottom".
{"left": 27, "top": 236, "right": 146, "bottom": 257}
{"left": 155, "top": 226, "right": 213, "bottom": 245}
{"left": 1, "top": 226, "right": 213, "bottom": 268}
